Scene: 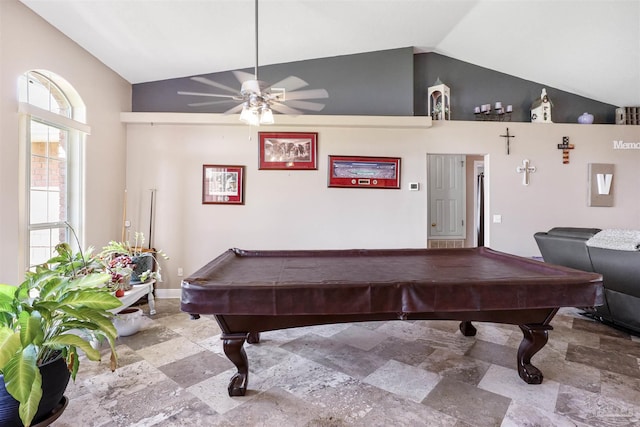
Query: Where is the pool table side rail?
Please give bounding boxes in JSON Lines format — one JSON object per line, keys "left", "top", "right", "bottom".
{"left": 181, "top": 247, "right": 603, "bottom": 316}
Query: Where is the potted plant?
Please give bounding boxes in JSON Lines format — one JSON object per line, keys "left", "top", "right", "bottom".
{"left": 104, "top": 254, "right": 135, "bottom": 297}
{"left": 100, "top": 232, "right": 168, "bottom": 284}
{"left": 0, "top": 243, "right": 121, "bottom": 427}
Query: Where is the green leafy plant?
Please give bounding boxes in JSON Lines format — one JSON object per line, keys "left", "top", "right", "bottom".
{"left": 0, "top": 243, "right": 122, "bottom": 426}
{"left": 100, "top": 232, "right": 168, "bottom": 283}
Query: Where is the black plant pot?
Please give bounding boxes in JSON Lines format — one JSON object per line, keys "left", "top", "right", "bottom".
{"left": 0, "top": 354, "right": 71, "bottom": 426}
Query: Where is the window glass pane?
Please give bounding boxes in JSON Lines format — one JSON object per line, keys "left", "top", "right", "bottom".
{"left": 30, "top": 187, "right": 48, "bottom": 224}
{"left": 49, "top": 158, "right": 65, "bottom": 221}
{"left": 26, "top": 72, "right": 72, "bottom": 118}
{"left": 30, "top": 228, "right": 65, "bottom": 267}
{"left": 30, "top": 122, "right": 67, "bottom": 225}
{"left": 26, "top": 75, "right": 52, "bottom": 111}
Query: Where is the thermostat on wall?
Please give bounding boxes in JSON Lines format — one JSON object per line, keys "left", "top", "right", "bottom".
{"left": 409, "top": 182, "right": 420, "bottom": 191}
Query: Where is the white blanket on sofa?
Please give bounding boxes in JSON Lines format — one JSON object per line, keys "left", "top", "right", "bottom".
{"left": 586, "top": 229, "right": 640, "bottom": 251}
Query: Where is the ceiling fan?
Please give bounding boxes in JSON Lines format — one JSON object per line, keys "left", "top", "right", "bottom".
{"left": 177, "top": 0, "right": 328, "bottom": 125}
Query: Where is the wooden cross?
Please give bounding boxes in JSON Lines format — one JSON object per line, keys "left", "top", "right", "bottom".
{"left": 500, "top": 128, "right": 515, "bottom": 155}
{"left": 557, "top": 136, "right": 575, "bottom": 164}
{"left": 516, "top": 159, "right": 536, "bottom": 185}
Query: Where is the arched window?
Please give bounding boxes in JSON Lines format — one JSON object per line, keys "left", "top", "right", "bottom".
{"left": 18, "top": 70, "right": 90, "bottom": 268}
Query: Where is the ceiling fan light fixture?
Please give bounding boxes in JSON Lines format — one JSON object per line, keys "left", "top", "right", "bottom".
{"left": 259, "top": 105, "right": 274, "bottom": 124}
{"left": 240, "top": 103, "right": 260, "bottom": 126}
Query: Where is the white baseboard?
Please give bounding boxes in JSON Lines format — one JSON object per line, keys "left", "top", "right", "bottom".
{"left": 155, "top": 288, "right": 182, "bottom": 299}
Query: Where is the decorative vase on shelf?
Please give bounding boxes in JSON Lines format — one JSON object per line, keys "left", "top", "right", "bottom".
{"left": 578, "top": 112, "right": 594, "bottom": 124}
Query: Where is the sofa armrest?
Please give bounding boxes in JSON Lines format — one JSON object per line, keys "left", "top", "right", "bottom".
{"left": 534, "top": 227, "right": 601, "bottom": 272}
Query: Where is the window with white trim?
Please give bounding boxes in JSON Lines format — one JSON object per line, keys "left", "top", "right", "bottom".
{"left": 18, "top": 71, "right": 88, "bottom": 268}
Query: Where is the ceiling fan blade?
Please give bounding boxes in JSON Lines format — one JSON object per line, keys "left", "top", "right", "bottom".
{"left": 224, "top": 104, "right": 244, "bottom": 115}
{"left": 232, "top": 70, "right": 256, "bottom": 84}
{"left": 190, "top": 76, "right": 239, "bottom": 95}
{"left": 284, "top": 100, "right": 326, "bottom": 112}
{"left": 187, "top": 99, "right": 237, "bottom": 107}
{"left": 178, "top": 91, "right": 238, "bottom": 99}
{"left": 268, "top": 76, "right": 308, "bottom": 92}
{"left": 284, "top": 88, "right": 329, "bottom": 101}
{"left": 270, "top": 102, "right": 303, "bottom": 115}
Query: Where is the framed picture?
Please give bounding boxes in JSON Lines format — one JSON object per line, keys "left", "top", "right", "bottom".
{"left": 328, "top": 155, "right": 401, "bottom": 189}
{"left": 202, "top": 165, "right": 245, "bottom": 204}
{"left": 258, "top": 132, "right": 318, "bottom": 170}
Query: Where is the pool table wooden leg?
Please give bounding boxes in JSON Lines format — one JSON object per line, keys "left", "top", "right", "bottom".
{"left": 247, "top": 331, "right": 261, "bottom": 344}
{"left": 222, "top": 333, "right": 249, "bottom": 396}
{"left": 459, "top": 321, "right": 477, "bottom": 336}
{"left": 517, "top": 324, "right": 553, "bottom": 384}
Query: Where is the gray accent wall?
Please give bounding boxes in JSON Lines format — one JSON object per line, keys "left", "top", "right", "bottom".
{"left": 132, "top": 49, "right": 618, "bottom": 123}
{"left": 414, "top": 53, "right": 617, "bottom": 124}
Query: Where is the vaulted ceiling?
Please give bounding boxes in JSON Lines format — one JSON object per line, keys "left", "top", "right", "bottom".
{"left": 20, "top": 0, "right": 640, "bottom": 107}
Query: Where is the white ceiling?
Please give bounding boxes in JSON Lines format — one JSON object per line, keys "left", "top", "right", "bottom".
{"left": 20, "top": 0, "right": 640, "bottom": 107}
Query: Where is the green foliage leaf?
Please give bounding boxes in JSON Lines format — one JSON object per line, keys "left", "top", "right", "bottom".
{"left": 0, "top": 328, "right": 21, "bottom": 370}
{"left": 4, "top": 344, "right": 39, "bottom": 403}
{"left": 46, "top": 333, "right": 101, "bottom": 361}
{"left": 60, "top": 287, "right": 122, "bottom": 310}
{"left": 67, "top": 347, "right": 80, "bottom": 381}
{"left": 18, "top": 311, "right": 44, "bottom": 347}
{"left": 0, "top": 283, "right": 18, "bottom": 299}
{"left": 63, "top": 306, "right": 118, "bottom": 341}
{"left": 18, "top": 369, "right": 42, "bottom": 427}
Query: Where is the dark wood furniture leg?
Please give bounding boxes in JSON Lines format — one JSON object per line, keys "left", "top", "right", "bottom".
{"left": 247, "top": 331, "right": 261, "bottom": 344}
{"left": 222, "top": 333, "right": 249, "bottom": 396}
{"left": 459, "top": 321, "right": 477, "bottom": 336}
{"left": 517, "top": 324, "right": 553, "bottom": 384}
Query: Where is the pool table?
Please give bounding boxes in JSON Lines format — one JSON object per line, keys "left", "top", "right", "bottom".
{"left": 181, "top": 247, "right": 603, "bottom": 396}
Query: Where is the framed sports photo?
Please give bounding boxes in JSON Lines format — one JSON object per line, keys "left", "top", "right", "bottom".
{"left": 328, "top": 155, "right": 401, "bottom": 189}
{"left": 258, "top": 132, "right": 318, "bottom": 170}
{"left": 202, "top": 165, "right": 245, "bottom": 205}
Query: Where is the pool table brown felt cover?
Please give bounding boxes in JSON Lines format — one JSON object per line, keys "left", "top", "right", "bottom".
{"left": 181, "top": 247, "right": 603, "bottom": 316}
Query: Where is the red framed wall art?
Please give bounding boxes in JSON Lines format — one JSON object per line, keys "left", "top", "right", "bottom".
{"left": 258, "top": 132, "right": 318, "bottom": 170}
{"left": 328, "top": 156, "right": 401, "bottom": 189}
{"left": 202, "top": 165, "right": 245, "bottom": 204}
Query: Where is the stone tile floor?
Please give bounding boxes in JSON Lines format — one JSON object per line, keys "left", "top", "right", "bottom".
{"left": 52, "top": 299, "right": 640, "bottom": 426}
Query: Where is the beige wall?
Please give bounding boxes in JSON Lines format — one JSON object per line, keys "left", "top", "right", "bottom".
{"left": 122, "top": 114, "right": 640, "bottom": 296}
{"left": 0, "top": 0, "right": 131, "bottom": 284}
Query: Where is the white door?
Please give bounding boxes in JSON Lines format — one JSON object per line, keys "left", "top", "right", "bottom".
{"left": 428, "top": 154, "right": 466, "bottom": 238}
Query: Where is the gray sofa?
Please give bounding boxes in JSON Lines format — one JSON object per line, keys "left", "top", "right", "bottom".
{"left": 534, "top": 227, "right": 640, "bottom": 334}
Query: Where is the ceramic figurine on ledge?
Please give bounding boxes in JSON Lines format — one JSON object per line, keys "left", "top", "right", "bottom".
{"left": 531, "top": 88, "right": 553, "bottom": 123}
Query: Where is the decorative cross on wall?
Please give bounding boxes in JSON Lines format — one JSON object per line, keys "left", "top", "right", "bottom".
{"left": 516, "top": 159, "right": 536, "bottom": 185}
{"left": 500, "top": 128, "right": 515, "bottom": 155}
{"left": 557, "top": 136, "right": 575, "bottom": 164}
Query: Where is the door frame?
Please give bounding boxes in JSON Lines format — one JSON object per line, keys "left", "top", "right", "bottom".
{"left": 426, "top": 153, "right": 490, "bottom": 247}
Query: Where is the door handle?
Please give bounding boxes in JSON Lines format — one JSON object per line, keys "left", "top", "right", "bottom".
{"left": 431, "top": 223, "right": 436, "bottom": 227}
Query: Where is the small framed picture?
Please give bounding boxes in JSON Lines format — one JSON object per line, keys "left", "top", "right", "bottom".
{"left": 202, "top": 165, "right": 245, "bottom": 205}
{"left": 258, "top": 132, "right": 318, "bottom": 170}
{"left": 328, "top": 155, "right": 401, "bottom": 189}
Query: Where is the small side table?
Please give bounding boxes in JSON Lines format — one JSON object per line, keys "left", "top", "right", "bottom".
{"left": 110, "top": 280, "right": 156, "bottom": 315}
